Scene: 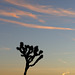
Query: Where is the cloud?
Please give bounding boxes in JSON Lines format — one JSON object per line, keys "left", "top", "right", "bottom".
{"left": 62, "top": 72, "right": 70, "bottom": 75}
{"left": 0, "top": 8, "right": 45, "bottom": 23}
{"left": 58, "top": 59, "right": 67, "bottom": 64}
{"left": 0, "top": 9, "right": 37, "bottom": 19}
{"left": 15, "top": 10, "right": 38, "bottom": 19}
{"left": 38, "top": 19, "right": 45, "bottom": 23}
{"left": 53, "top": 52, "right": 75, "bottom": 56}
{"left": 0, "top": 47, "right": 10, "bottom": 50}
{"left": 0, "top": 18, "right": 75, "bottom": 30}
{"left": 72, "top": 38, "right": 75, "bottom": 41}
{"left": 5, "top": 0, "right": 75, "bottom": 17}
{"left": 63, "top": 52, "right": 75, "bottom": 55}
{"left": 0, "top": 9, "right": 19, "bottom": 18}
{"left": 59, "top": 8, "right": 75, "bottom": 15}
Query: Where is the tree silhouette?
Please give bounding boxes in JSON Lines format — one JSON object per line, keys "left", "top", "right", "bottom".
{"left": 16, "top": 42, "right": 43, "bottom": 75}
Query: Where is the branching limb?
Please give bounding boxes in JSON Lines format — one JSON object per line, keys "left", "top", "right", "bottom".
{"left": 29, "top": 55, "right": 43, "bottom": 67}
{"left": 16, "top": 42, "right": 43, "bottom": 75}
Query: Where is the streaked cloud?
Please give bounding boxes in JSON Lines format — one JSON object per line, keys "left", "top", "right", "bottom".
{"left": 0, "top": 9, "right": 19, "bottom": 18}
{"left": 0, "top": 47, "right": 10, "bottom": 50}
{"left": 62, "top": 72, "right": 70, "bottom": 75}
{"left": 38, "top": 19, "right": 45, "bottom": 23}
{"left": 5, "top": 0, "right": 75, "bottom": 17}
{"left": 0, "top": 18, "right": 75, "bottom": 30}
{"left": 14, "top": 9, "right": 38, "bottom": 19}
{"left": 53, "top": 52, "right": 75, "bottom": 56}
{"left": 63, "top": 52, "right": 75, "bottom": 55}
{"left": 0, "top": 9, "right": 45, "bottom": 23}
{"left": 58, "top": 59, "right": 67, "bottom": 64}
{"left": 72, "top": 38, "right": 75, "bottom": 41}
{"left": 0, "top": 9, "right": 37, "bottom": 19}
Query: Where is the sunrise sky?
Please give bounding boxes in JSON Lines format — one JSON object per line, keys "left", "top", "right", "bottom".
{"left": 1, "top": 0, "right": 75, "bottom": 75}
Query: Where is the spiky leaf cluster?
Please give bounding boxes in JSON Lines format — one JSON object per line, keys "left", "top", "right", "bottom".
{"left": 16, "top": 42, "right": 43, "bottom": 66}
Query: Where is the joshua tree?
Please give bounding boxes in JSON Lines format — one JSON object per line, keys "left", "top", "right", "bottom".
{"left": 16, "top": 42, "right": 43, "bottom": 75}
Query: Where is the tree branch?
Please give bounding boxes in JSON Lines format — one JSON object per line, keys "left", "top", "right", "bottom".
{"left": 29, "top": 55, "right": 43, "bottom": 67}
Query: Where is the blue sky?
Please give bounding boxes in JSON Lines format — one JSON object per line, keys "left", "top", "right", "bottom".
{"left": 0, "top": 0, "right": 75, "bottom": 75}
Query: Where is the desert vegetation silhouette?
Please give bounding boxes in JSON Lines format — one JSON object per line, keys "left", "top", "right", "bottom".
{"left": 16, "top": 42, "right": 43, "bottom": 75}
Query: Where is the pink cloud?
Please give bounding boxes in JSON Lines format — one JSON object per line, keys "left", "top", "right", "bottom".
{"left": 0, "top": 18, "right": 74, "bottom": 30}
{"left": 0, "top": 47, "right": 10, "bottom": 50}
{"left": 5, "top": 0, "right": 75, "bottom": 17}
{"left": 72, "top": 38, "right": 75, "bottom": 41}
{"left": 0, "top": 9, "right": 37, "bottom": 19}
{"left": 38, "top": 19, "right": 45, "bottom": 23}
{"left": 0, "top": 9, "right": 45, "bottom": 23}
{"left": 0, "top": 10, "right": 19, "bottom": 18}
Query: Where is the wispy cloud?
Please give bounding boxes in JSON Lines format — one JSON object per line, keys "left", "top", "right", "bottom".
{"left": 53, "top": 52, "right": 75, "bottom": 56}
{"left": 0, "top": 18, "right": 75, "bottom": 30}
{"left": 0, "top": 47, "right": 10, "bottom": 50}
{"left": 5, "top": 0, "right": 75, "bottom": 17}
{"left": 62, "top": 72, "right": 70, "bottom": 75}
{"left": 38, "top": 19, "right": 45, "bottom": 23}
{"left": 0, "top": 9, "right": 37, "bottom": 19}
{"left": 0, "top": 8, "right": 45, "bottom": 23}
{"left": 63, "top": 52, "right": 75, "bottom": 55}
{"left": 58, "top": 59, "right": 67, "bottom": 64}
{"left": 0, "top": 9, "right": 19, "bottom": 18}
{"left": 72, "top": 38, "right": 75, "bottom": 41}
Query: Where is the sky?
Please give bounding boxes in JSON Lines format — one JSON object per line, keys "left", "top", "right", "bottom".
{"left": 1, "top": 0, "right": 75, "bottom": 75}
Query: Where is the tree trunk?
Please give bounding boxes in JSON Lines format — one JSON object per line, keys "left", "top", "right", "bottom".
{"left": 24, "top": 68, "right": 27, "bottom": 75}
{"left": 24, "top": 63, "right": 29, "bottom": 75}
